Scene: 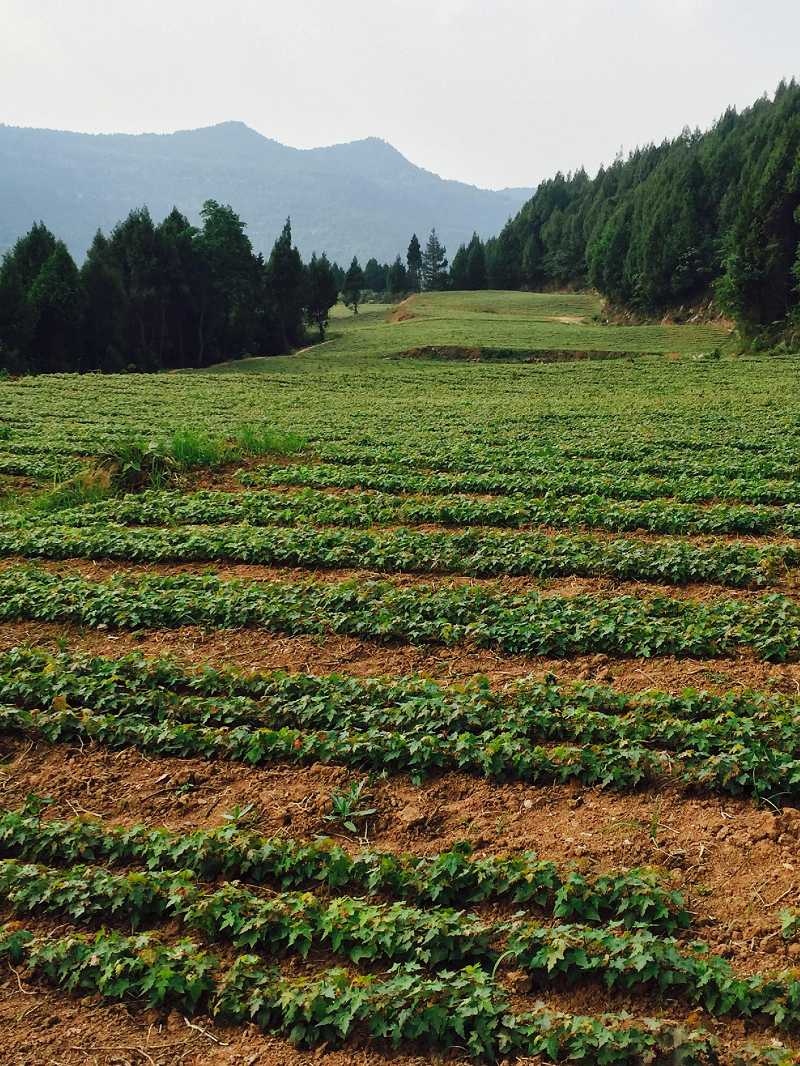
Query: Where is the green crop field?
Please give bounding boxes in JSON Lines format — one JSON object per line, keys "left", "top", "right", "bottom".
{"left": 1, "top": 293, "right": 799, "bottom": 1065}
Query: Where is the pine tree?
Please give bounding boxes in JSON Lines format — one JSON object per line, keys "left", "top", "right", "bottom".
{"left": 406, "top": 234, "right": 422, "bottom": 292}
{"left": 265, "top": 218, "right": 305, "bottom": 351}
{"left": 421, "top": 229, "right": 448, "bottom": 291}
{"left": 386, "top": 255, "right": 408, "bottom": 295}
{"left": 363, "top": 258, "right": 388, "bottom": 293}
{"left": 305, "top": 253, "right": 339, "bottom": 340}
{"left": 27, "top": 241, "right": 86, "bottom": 372}
{"left": 342, "top": 257, "right": 366, "bottom": 314}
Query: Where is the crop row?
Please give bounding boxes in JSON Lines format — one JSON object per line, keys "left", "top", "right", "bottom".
{"left": 4, "top": 648, "right": 800, "bottom": 793}
{"left": 2, "top": 646, "right": 794, "bottom": 727}
{"left": 2, "top": 864, "right": 800, "bottom": 1032}
{"left": 0, "top": 802, "right": 686, "bottom": 924}
{"left": 315, "top": 439, "right": 800, "bottom": 480}
{"left": 2, "top": 568, "right": 798, "bottom": 660}
{"left": 0, "top": 524, "right": 791, "bottom": 586}
{"left": 5, "top": 699, "right": 799, "bottom": 797}
{"left": 241, "top": 461, "right": 800, "bottom": 506}
{"left": 26, "top": 486, "right": 800, "bottom": 537}
{"left": 0, "top": 925, "right": 729, "bottom": 1064}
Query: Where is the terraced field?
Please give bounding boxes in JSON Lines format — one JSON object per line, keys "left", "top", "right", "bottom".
{"left": 1, "top": 294, "right": 800, "bottom": 1065}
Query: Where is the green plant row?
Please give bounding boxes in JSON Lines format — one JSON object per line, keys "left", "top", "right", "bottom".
{"left": 25, "top": 485, "right": 800, "bottom": 538}
{"left": 508, "top": 923, "right": 800, "bottom": 1027}
{"left": 2, "top": 860, "right": 797, "bottom": 1029}
{"left": 0, "top": 803, "right": 687, "bottom": 929}
{"left": 5, "top": 646, "right": 795, "bottom": 732}
{"left": 4, "top": 648, "right": 800, "bottom": 793}
{"left": 240, "top": 460, "right": 800, "bottom": 506}
{"left": 4, "top": 698, "right": 800, "bottom": 797}
{"left": 2, "top": 568, "right": 799, "bottom": 660}
{"left": 0, "top": 452, "right": 82, "bottom": 481}
{"left": 314, "top": 439, "right": 800, "bottom": 482}
{"left": 0, "top": 860, "right": 496, "bottom": 966}
{"left": 0, "top": 925, "right": 725, "bottom": 1064}
{"left": 0, "top": 523, "right": 790, "bottom": 587}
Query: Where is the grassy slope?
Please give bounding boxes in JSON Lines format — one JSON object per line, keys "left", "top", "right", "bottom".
{"left": 210, "top": 291, "right": 730, "bottom": 372}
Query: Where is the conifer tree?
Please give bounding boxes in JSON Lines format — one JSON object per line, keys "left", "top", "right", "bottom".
{"left": 342, "top": 256, "right": 365, "bottom": 314}
{"left": 386, "top": 255, "right": 408, "bottom": 295}
{"left": 421, "top": 228, "right": 448, "bottom": 291}
{"left": 305, "top": 252, "right": 339, "bottom": 339}
{"left": 406, "top": 234, "right": 422, "bottom": 292}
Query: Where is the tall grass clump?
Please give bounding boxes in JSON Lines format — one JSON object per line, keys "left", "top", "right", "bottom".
{"left": 236, "top": 424, "right": 307, "bottom": 457}
{"left": 169, "top": 429, "right": 231, "bottom": 469}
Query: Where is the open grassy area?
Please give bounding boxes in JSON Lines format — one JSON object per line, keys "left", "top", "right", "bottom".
{"left": 205, "top": 290, "right": 731, "bottom": 374}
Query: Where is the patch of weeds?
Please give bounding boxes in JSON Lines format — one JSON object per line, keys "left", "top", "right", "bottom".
{"left": 170, "top": 429, "right": 232, "bottom": 469}
{"left": 236, "top": 423, "right": 307, "bottom": 457}
{"left": 693, "top": 882, "right": 712, "bottom": 896}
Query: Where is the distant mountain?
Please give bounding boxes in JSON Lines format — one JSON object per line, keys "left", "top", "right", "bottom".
{"left": 0, "top": 121, "right": 536, "bottom": 264}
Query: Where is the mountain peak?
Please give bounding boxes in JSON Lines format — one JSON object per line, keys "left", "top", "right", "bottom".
{"left": 0, "top": 122, "right": 536, "bottom": 263}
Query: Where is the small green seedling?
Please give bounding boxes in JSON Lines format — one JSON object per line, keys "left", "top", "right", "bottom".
{"left": 324, "top": 779, "right": 377, "bottom": 833}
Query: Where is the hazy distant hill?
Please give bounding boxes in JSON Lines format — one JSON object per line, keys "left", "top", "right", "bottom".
{"left": 0, "top": 121, "right": 535, "bottom": 264}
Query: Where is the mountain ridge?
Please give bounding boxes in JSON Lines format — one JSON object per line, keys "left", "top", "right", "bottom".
{"left": 0, "top": 121, "right": 536, "bottom": 264}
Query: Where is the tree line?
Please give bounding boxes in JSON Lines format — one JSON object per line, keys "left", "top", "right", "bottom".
{"left": 489, "top": 80, "right": 800, "bottom": 336}
{"left": 0, "top": 204, "right": 340, "bottom": 374}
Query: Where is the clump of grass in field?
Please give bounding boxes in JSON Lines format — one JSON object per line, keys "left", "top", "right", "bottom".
{"left": 32, "top": 467, "right": 115, "bottom": 513}
{"left": 169, "top": 428, "right": 231, "bottom": 469}
{"left": 236, "top": 424, "right": 307, "bottom": 457}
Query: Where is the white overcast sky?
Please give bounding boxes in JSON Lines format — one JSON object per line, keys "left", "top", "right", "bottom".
{"left": 0, "top": 0, "right": 797, "bottom": 189}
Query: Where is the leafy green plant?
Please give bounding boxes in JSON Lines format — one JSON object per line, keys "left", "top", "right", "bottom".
{"left": 323, "top": 778, "right": 377, "bottom": 833}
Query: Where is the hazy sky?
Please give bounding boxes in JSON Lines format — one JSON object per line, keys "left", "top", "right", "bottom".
{"left": 1, "top": 0, "right": 798, "bottom": 189}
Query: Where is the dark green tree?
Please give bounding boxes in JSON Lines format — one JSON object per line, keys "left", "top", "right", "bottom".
{"left": 305, "top": 252, "right": 339, "bottom": 339}
{"left": 198, "top": 200, "right": 260, "bottom": 364}
{"left": 27, "top": 241, "right": 87, "bottom": 373}
{"left": 421, "top": 229, "right": 448, "bottom": 291}
{"left": 406, "top": 234, "right": 422, "bottom": 292}
{"left": 342, "top": 256, "right": 365, "bottom": 314}
{"left": 265, "top": 218, "right": 306, "bottom": 350}
{"left": 364, "top": 258, "right": 388, "bottom": 292}
{"left": 81, "top": 231, "right": 127, "bottom": 372}
{"left": 386, "top": 255, "right": 408, "bottom": 295}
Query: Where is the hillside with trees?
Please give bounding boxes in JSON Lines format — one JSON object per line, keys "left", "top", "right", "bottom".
{"left": 486, "top": 81, "right": 800, "bottom": 338}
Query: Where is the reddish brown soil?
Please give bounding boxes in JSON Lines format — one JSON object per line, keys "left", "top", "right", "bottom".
{"left": 2, "top": 533, "right": 800, "bottom": 1062}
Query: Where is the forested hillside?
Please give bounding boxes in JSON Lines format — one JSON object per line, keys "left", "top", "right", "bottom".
{"left": 0, "top": 122, "right": 534, "bottom": 266}
{"left": 491, "top": 81, "right": 800, "bottom": 336}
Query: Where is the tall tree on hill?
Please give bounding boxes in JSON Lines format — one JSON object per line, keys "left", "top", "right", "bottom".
{"left": 105, "top": 207, "right": 163, "bottom": 370}
{"left": 717, "top": 111, "right": 800, "bottom": 329}
{"left": 421, "top": 229, "right": 448, "bottom": 291}
{"left": 81, "top": 231, "right": 127, "bottom": 372}
{"left": 199, "top": 200, "right": 261, "bottom": 364}
{"left": 156, "top": 208, "right": 201, "bottom": 369}
{"left": 0, "top": 222, "right": 59, "bottom": 369}
{"left": 386, "top": 254, "right": 408, "bottom": 296}
{"left": 27, "top": 241, "right": 86, "bottom": 373}
{"left": 305, "top": 252, "right": 339, "bottom": 340}
{"left": 451, "top": 232, "right": 487, "bottom": 290}
{"left": 342, "top": 256, "right": 365, "bottom": 314}
{"left": 265, "top": 218, "right": 306, "bottom": 351}
{"left": 364, "top": 258, "right": 388, "bottom": 293}
{"left": 406, "top": 234, "right": 422, "bottom": 292}
{"left": 466, "top": 233, "right": 487, "bottom": 290}
{"left": 486, "top": 224, "right": 522, "bottom": 289}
